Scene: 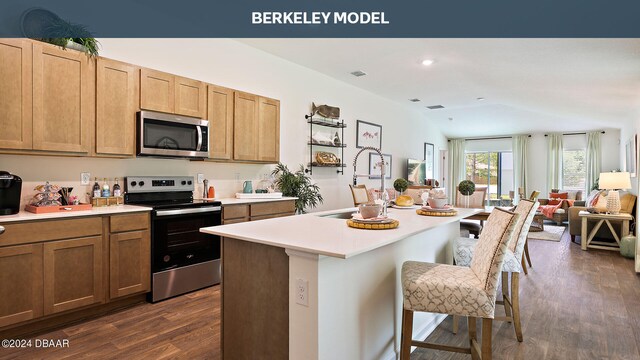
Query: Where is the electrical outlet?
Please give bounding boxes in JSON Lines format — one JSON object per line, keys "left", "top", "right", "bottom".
{"left": 295, "top": 278, "right": 309, "bottom": 306}
{"left": 81, "top": 172, "right": 91, "bottom": 185}
{"left": 197, "top": 173, "right": 204, "bottom": 184}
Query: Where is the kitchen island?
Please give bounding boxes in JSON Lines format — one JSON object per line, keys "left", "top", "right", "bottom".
{"left": 201, "top": 206, "right": 480, "bottom": 360}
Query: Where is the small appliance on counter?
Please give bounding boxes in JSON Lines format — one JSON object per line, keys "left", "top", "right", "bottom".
{"left": 0, "top": 171, "right": 21, "bottom": 215}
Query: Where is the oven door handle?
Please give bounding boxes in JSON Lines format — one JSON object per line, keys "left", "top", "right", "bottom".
{"left": 155, "top": 206, "right": 221, "bottom": 217}
{"left": 196, "top": 126, "right": 203, "bottom": 152}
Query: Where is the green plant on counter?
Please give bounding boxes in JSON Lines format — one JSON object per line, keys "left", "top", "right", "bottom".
{"left": 40, "top": 18, "right": 100, "bottom": 57}
{"left": 272, "top": 163, "right": 323, "bottom": 214}
{"left": 458, "top": 180, "right": 476, "bottom": 195}
{"left": 393, "top": 178, "right": 409, "bottom": 193}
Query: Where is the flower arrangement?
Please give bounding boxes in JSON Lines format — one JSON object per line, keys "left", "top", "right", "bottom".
{"left": 428, "top": 188, "right": 447, "bottom": 199}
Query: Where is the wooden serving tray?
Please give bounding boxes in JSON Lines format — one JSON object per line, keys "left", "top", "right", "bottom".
{"left": 346, "top": 218, "right": 399, "bottom": 230}
{"left": 25, "top": 204, "right": 93, "bottom": 214}
{"left": 416, "top": 208, "right": 458, "bottom": 217}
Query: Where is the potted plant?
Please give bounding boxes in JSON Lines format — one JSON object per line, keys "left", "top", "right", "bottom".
{"left": 393, "top": 178, "right": 409, "bottom": 194}
{"left": 458, "top": 180, "right": 476, "bottom": 208}
{"left": 40, "top": 18, "right": 100, "bottom": 57}
{"left": 272, "top": 163, "right": 323, "bottom": 214}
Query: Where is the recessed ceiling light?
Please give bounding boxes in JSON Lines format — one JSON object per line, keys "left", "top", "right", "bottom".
{"left": 426, "top": 105, "right": 444, "bottom": 110}
{"left": 421, "top": 59, "right": 434, "bottom": 66}
{"left": 409, "top": 98, "right": 421, "bottom": 102}
{"left": 350, "top": 70, "right": 367, "bottom": 77}
{"left": 477, "top": 97, "right": 485, "bottom": 101}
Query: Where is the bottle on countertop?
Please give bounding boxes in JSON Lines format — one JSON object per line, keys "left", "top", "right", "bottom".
{"left": 113, "top": 178, "right": 122, "bottom": 197}
{"left": 92, "top": 177, "right": 101, "bottom": 198}
{"left": 203, "top": 179, "right": 209, "bottom": 199}
{"left": 102, "top": 178, "right": 111, "bottom": 197}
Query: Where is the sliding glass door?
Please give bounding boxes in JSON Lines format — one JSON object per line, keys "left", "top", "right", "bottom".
{"left": 465, "top": 151, "right": 514, "bottom": 205}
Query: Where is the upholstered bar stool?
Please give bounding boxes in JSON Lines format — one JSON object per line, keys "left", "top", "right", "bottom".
{"left": 451, "top": 199, "right": 539, "bottom": 341}
{"left": 400, "top": 208, "right": 519, "bottom": 360}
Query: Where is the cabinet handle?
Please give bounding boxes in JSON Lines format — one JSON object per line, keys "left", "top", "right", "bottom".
{"left": 0, "top": 225, "right": 4, "bottom": 235}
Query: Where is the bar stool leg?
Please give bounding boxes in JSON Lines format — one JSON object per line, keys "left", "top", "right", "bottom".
{"left": 468, "top": 316, "right": 478, "bottom": 360}
{"left": 524, "top": 240, "right": 532, "bottom": 268}
{"left": 452, "top": 315, "right": 459, "bottom": 334}
{"left": 481, "top": 318, "right": 493, "bottom": 360}
{"left": 400, "top": 308, "right": 414, "bottom": 360}
{"left": 511, "top": 273, "right": 523, "bottom": 342}
{"left": 521, "top": 257, "right": 528, "bottom": 275}
{"left": 501, "top": 272, "right": 512, "bottom": 320}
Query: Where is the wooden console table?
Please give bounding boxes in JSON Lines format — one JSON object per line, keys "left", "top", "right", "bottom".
{"left": 579, "top": 211, "right": 632, "bottom": 251}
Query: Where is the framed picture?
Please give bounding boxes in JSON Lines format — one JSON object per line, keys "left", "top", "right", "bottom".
{"left": 626, "top": 135, "right": 637, "bottom": 177}
{"left": 369, "top": 153, "right": 392, "bottom": 179}
{"left": 356, "top": 120, "right": 382, "bottom": 149}
{"left": 424, "top": 143, "right": 435, "bottom": 181}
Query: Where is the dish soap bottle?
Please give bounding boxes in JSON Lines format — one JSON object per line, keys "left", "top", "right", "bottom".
{"left": 112, "top": 178, "right": 122, "bottom": 197}
{"left": 102, "top": 178, "right": 111, "bottom": 197}
{"left": 92, "top": 177, "right": 101, "bottom": 198}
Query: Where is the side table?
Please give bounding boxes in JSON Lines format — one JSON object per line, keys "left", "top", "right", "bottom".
{"left": 579, "top": 211, "right": 633, "bottom": 251}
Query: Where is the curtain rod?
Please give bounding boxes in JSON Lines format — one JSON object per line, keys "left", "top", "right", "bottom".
{"left": 447, "top": 135, "right": 531, "bottom": 142}
{"left": 544, "top": 131, "right": 606, "bottom": 137}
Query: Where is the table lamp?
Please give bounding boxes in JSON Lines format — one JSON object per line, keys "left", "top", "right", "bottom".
{"left": 598, "top": 172, "right": 631, "bottom": 214}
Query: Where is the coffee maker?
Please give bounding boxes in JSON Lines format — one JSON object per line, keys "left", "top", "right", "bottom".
{"left": 0, "top": 171, "right": 22, "bottom": 215}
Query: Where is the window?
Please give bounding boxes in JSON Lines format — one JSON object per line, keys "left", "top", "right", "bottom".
{"left": 563, "top": 149, "right": 586, "bottom": 191}
{"left": 465, "top": 151, "right": 514, "bottom": 205}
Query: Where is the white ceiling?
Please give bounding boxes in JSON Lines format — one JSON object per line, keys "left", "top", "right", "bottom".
{"left": 238, "top": 39, "right": 640, "bottom": 138}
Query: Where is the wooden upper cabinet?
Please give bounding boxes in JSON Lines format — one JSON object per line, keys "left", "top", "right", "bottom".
{"left": 208, "top": 84, "right": 234, "bottom": 160}
{"left": 140, "top": 68, "right": 175, "bottom": 114}
{"left": 175, "top": 76, "right": 206, "bottom": 118}
{"left": 32, "top": 42, "right": 93, "bottom": 153}
{"left": 0, "top": 244, "right": 43, "bottom": 328}
{"left": 96, "top": 58, "right": 138, "bottom": 156}
{"left": 257, "top": 97, "right": 280, "bottom": 162}
{"left": 233, "top": 91, "right": 259, "bottom": 161}
{"left": 0, "top": 39, "right": 32, "bottom": 150}
{"left": 43, "top": 236, "right": 104, "bottom": 315}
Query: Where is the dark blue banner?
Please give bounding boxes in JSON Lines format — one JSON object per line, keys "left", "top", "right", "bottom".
{"left": 2, "top": 0, "right": 640, "bottom": 37}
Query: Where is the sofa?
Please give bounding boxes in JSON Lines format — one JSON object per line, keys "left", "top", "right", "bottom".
{"left": 537, "top": 189, "right": 583, "bottom": 225}
{"left": 568, "top": 191, "right": 636, "bottom": 242}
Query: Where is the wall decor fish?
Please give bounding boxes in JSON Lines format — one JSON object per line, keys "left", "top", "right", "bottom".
{"left": 312, "top": 103, "right": 340, "bottom": 119}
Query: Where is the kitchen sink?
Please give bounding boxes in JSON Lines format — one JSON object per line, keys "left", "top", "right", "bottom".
{"left": 317, "top": 211, "right": 354, "bottom": 219}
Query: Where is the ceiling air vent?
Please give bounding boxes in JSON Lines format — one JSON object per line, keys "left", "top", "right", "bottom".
{"left": 426, "top": 105, "right": 445, "bottom": 109}
{"left": 409, "top": 98, "right": 421, "bottom": 102}
{"left": 350, "top": 70, "right": 367, "bottom": 77}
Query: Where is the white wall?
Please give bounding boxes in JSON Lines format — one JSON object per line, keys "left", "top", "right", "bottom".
{"left": 1, "top": 39, "right": 447, "bottom": 212}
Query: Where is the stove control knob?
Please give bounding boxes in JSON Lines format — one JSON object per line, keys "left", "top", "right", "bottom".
{"left": 130, "top": 181, "right": 137, "bottom": 187}
{"left": 181, "top": 180, "right": 187, "bottom": 185}
{"left": 187, "top": 180, "right": 192, "bottom": 185}
{"left": 139, "top": 181, "right": 145, "bottom": 187}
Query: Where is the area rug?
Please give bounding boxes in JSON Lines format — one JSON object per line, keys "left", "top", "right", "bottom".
{"left": 528, "top": 225, "right": 565, "bottom": 242}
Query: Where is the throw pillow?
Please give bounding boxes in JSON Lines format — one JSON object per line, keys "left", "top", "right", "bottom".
{"left": 594, "top": 193, "right": 608, "bottom": 212}
{"left": 586, "top": 190, "right": 601, "bottom": 206}
{"left": 550, "top": 192, "right": 568, "bottom": 200}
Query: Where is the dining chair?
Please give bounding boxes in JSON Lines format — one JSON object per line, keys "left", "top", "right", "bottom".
{"left": 400, "top": 208, "right": 519, "bottom": 360}
{"left": 457, "top": 186, "right": 488, "bottom": 238}
{"left": 349, "top": 184, "right": 371, "bottom": 206}
{"left": 451, "top": 199, "right": 539, "bottom": 342}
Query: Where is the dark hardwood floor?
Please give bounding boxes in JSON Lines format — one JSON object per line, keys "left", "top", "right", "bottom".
{"left": 1, "top": 227, "right": 638, "bottom": 360}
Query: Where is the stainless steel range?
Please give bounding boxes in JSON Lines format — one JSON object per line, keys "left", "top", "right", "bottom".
{"left": 124, "top": 176, "right": 221, "bottom": 302}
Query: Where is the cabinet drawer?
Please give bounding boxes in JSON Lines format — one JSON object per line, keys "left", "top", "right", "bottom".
{"left": 250, "top": 213, "right": 293, "bottom": 222}
{"left": 110, "top": 212, "right": 150, "bottom": 233}
{"left": 223, "top": 205, "right": 250, "bottom": 220}
{"left": 223, "top": 218, "right": 249, "bottom": 225}
{"left": 251, "top": 201, "right": 295, "bottom": 217}
{"left": 0, "top": 217, "right": 103, "bottom": 247}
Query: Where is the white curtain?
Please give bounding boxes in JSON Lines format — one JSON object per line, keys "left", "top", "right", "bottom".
{"left": 447, "top": 139, "right": 466, "bottom": 204}
{"left": 585, "top": 131, "right": 601, "bottom": 192}
{"left": 512, "top": 135, "right": 529, "bottom": 203}
{"left": 547, "top": 133, "right": 563, "bottom": 193}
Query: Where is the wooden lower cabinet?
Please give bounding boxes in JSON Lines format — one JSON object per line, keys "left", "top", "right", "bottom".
{"left": 43, "top": 236, "right": 104, "bottom": 315}
{"left": 223, "top": 200, "right": 295, "bottom": 224}
{"left": 0, "top": 244, "right": 43, "bottom": 328}
{"left": 110, "top": 230, "right": 150, "bottom": 299}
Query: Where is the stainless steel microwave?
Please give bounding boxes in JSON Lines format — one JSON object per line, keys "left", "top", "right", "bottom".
{"left": 137, "top": 111, "right": 209, "bottom": 159}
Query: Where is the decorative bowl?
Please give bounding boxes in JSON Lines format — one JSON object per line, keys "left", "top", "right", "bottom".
{"left": 359, "top": 203, "right": 382, "bottom": 219}
{"left": 428, "top": 198, "right": 448, "bottom": 209}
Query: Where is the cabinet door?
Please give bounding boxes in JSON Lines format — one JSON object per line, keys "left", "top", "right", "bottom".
{"left": 43, "top": 236, "right": 103, "bottom": 315}
{"left": 0, "top": 39, "right": 32, "bottom": 150}
{"left": 257, "top": 97, "right": 280, "bottom": 162}
{"left": 233, "top": 91, "right": 259, "bottom": 161}
{"left": 110, "top": 230, "right": 150, "bottom": 299}
{"left": 96, "top": 58, "right": 138, "bottom": 156}
{"left": 32, "top": 42, "right": 93, "bottom": 153}
{"left": 0, "top": 244, "right": 43, "bottom": 327}
{"left": 175, "top": 76, "right": 206, "bottom": 118}
{"left": 140, "top": 68, "right": 175, "bottom": 113}
{"left": 208, "top": 84, "right": 234, "bottom": 160}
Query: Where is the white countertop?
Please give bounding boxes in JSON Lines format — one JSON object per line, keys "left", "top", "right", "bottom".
{"left": 201, "top": 207, "right": 480, "bottom": 259}
{"left": 213, "top": 197, "right": 297, "bottom": 206}
{"left": 0, "top": 205, "right": 152, "bottom": 223}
